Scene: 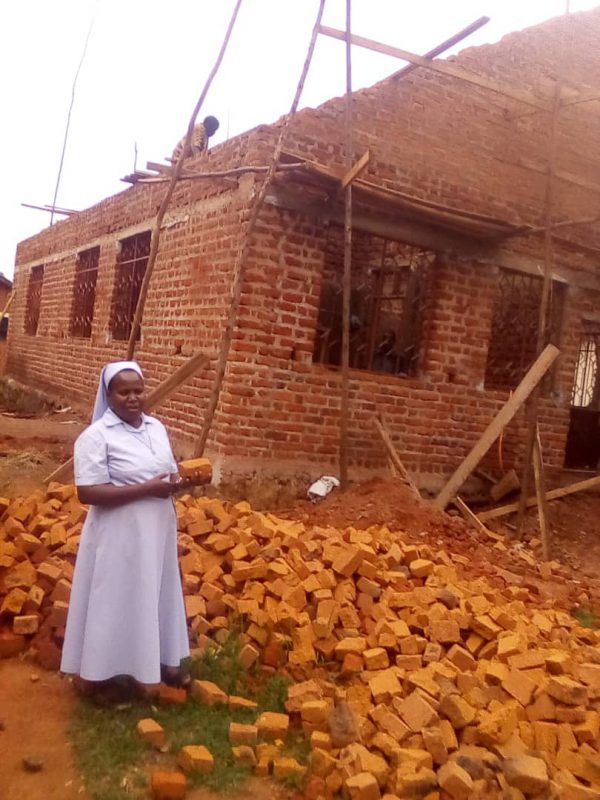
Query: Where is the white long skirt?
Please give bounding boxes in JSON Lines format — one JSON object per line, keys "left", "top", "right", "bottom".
{"left": 60, "top": 496, "right": 190, "bottom": 684}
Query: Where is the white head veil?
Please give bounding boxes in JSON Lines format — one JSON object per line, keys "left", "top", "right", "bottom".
{"left": 92, "top": 361, "right": 144, "bottom": 423}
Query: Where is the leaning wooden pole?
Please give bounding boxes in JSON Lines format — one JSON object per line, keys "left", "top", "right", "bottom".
{"left": 0, "top": 291, "right": 14, "bottom": 329}
{"left": 193, "top": 0, "right": 327, "bottom": 457}
{"left": 125, "top": 0, "right": 244, "bottom": 359}
{"left": 516, "top": 80, "right": 562, "bottom": 537}
{"left": 339, "top": 0, "right": 353, "bottom": 488}
{"left": 435, "top": 344, "right": 560, "bottom": 510}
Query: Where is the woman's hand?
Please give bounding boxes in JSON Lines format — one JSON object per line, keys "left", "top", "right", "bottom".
{"left": 144, "top": 474, "right": 179, "bottom": 498}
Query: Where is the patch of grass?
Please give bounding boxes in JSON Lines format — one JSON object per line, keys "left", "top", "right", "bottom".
{"left": 573, "top": 608, "right": 600, "bottom": 629}
{"left": 69, "top": 701, "right": 148, "bottom": 800}
{"left": 256, "top": 674, "right": 289, "bottom": 714}
{"left": 69, "top": 639, "right": 293, "bottom": 800}
{"left": 184, "top": 634, "right": 244, "bottom": 696}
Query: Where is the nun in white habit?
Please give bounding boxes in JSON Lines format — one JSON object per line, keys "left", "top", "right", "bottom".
{"left": 61, "top": 361, "right": 192, "bottom": 696}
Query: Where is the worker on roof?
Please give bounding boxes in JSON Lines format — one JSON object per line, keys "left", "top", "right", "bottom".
{"left": 171, "top": 115, "right": 220, "bottom": 162}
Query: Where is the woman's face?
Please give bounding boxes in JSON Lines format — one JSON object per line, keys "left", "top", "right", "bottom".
{"left": 107, "top": 370, "right": 145, "bottom": 425}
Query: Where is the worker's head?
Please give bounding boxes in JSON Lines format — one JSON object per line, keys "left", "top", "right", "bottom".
{"left": 203, "top": 116, "right": 220, "bottom": 137}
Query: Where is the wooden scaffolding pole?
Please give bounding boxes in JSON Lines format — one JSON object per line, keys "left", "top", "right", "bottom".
{"left": 339, "top": 0, "right": 353, "bottom": 488}
{"left": 391, "top": 16, "right": 489, "bottom": 80}
{"left": 516, "top": 80, "right": 562, "bottom": 537}
{"left": 193, "top": 0, "right": 327, "bottom": 457}
{"left": 125, "top": 0, "right": 244, "bottom": 360}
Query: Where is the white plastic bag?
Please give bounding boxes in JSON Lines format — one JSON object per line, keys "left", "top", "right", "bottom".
{"left": 307, "top": 475, "right": 340, "bottom": 503}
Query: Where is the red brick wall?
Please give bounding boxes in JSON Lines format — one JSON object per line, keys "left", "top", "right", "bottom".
{"left": 218, "top": 202, "right": 595, "bottom": 482}
{"left": 8, "top": 9, "right": 600, "bottom": 483}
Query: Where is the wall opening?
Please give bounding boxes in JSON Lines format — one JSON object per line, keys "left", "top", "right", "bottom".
{"left": 312, "top": 227, "right": 435, "bottom": 377}
{"left": 110, "top": 231, "right": 151, "bottom": 341}
{"left": 24, "top": 264, "right": 44, "bottom": 336}
{"left": 70, "top": 246, "right": 100, "bottom": 338}
{"left": 484, "top": 270, "right": 565, "bottom": 391}
{"left": 565, "top": 320, "right": 600, "bottom": 470}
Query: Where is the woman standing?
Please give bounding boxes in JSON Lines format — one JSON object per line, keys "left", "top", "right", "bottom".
{"left": 61, "top": 361, "right": 194, "bottom": 700}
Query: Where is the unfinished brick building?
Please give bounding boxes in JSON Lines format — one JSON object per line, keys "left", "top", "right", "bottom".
{"left": 9, "top": 9, "right": 600, "bottom": 490}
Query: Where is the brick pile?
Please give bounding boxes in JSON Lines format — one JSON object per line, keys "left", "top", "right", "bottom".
{"left": 2, "top": 483, "right": 600, "bottom": 798}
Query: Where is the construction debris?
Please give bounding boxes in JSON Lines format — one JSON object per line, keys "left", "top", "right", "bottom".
{"left": 2, "top": 482, "right": 600, "bottom": 798}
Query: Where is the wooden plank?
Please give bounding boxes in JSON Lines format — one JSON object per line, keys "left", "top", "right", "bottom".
{"left": 454, "top": 496, "right": 504, "bottom": 542}
{"left": 43, "top": 351, "right": 210, "bottom": 484}
{"left": 318, "top": 25, "right": 549, "bottom": 110}
{"left": 391, "top": 16, "right": 489, "bottom": 80}
{"left": 532, "top": 424, "right": 551, "bottom": 561}
{"left": 373, "top": 415, "right": 420, "bottom": 500}
{"left": 341, "top": 149, "right": 370, "bottom": 189}
{"left": 479, "top": 474, "right": 600, "bottom": 521}
{"left": 434, "top": 344, "right": 560, "bottom": 510}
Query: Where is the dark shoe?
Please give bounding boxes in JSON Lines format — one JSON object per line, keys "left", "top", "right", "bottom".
{"left": 160, "top": 665, "right": 190, "bottom": 689}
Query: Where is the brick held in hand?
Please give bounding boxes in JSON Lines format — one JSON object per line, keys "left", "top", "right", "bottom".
{"left": 177, "top": 458, "right": 213, "bottom": 485}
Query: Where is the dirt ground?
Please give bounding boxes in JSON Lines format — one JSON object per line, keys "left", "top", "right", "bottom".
{"left": 0, "top": 411, "right": 83, "bottom": 495}
{"left": 0, "top": 658, "right": 87, "bottom": 800}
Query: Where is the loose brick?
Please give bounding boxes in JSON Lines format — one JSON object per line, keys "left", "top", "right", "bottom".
{"left": 229, "top": 722, "right": 258, "bottom": 745}
{"left": 503, "top": 755, "right": 549, "bottom": 795}
{"left": 547, "top": 676, "right": 588, "bottom": 706}
{"left": 190, "top": 680, "right": 228, "bottom": 706}
{"left": 345, "top": 772, "right": 381, "bottom": 800}
{"left": 178, "top": 745, "right": 214, "bottom": 773}
{"left": 395, "top": 691, "right": 438, "bottom": 732}
{"left": 13, "top": 614, "right": 39, "bottom": 635}
{"left": 437, "top": 761, "right": 473, "bottom": 800}
{"left": 502, "top": 670, "right": 536, "bottom": 707}
{"left": 256, "top": 712, "right": 289, "bottom": 741}
{"left": 150, "top": 770, "right": 186, "bottom": 800}
{"left": 137, "top": 719, "right": 166, "bottom": 750}
{"left": 439, "top": 695, "right": 476, "bottom": 729}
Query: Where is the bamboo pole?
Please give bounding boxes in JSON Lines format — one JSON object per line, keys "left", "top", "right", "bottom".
{"left": 44, "top": 351, "right": 210, "bottom": 484}
{"left": 193, "top": 0, "right": 327, "bottom": 457}
{"left": 516, "top": 80, "right": 562, "bottom": 537}
{"left": 339, "top": 0, "right": 353, "bottom": 488}
{"left": 125, "top": 0, "right": 244, "bottom": 359}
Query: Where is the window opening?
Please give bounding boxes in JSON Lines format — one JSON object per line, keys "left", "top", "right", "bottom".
{"left": 24, "top": 265, "right": 44, "bottom": 336}
{"left": 110, "top": 231, "right": 151, "bottom": 340}
{"left": 70, "top": 246, "right": 100, "bottom": 338}
{"left": 484, "top": 270, "right": 564, "bottom": 391}
{"left": 313, "top": 228, "right": 434, "bottom": 377}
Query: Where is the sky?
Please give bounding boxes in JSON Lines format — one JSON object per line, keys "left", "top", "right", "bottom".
{"left": 1, "top": 0, "right": 597, "bottom": 278}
